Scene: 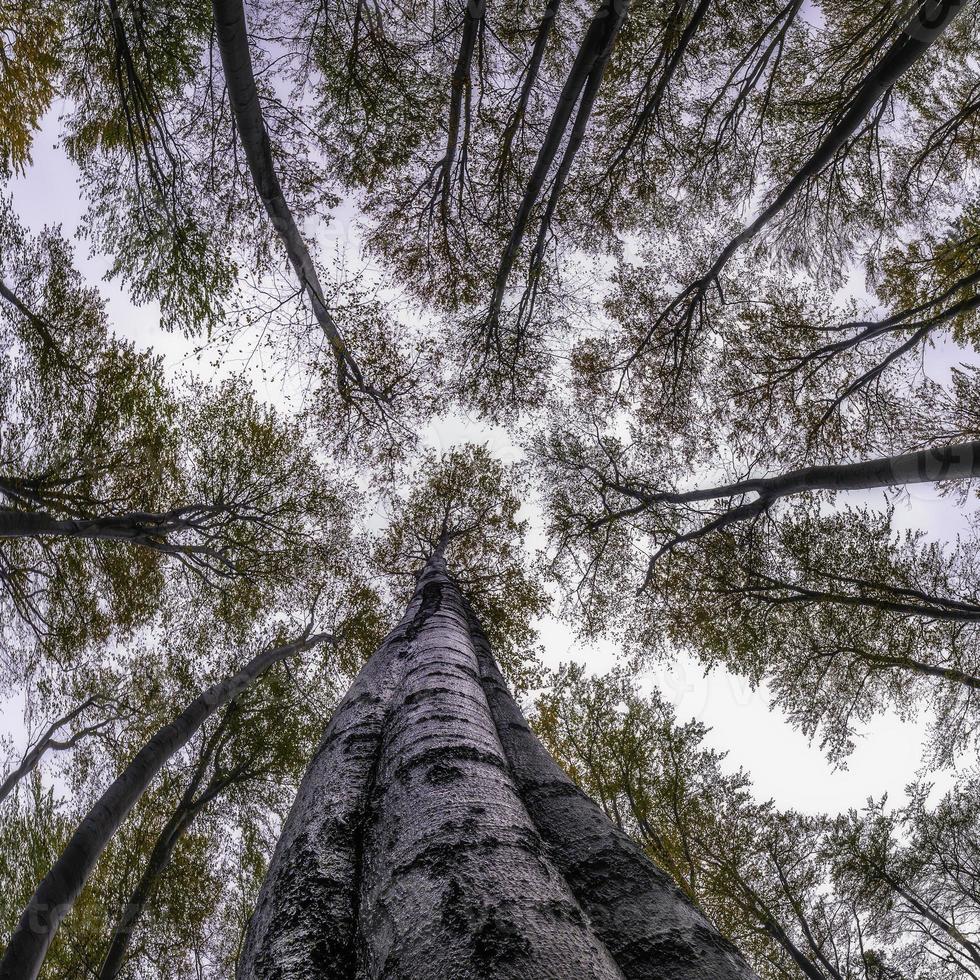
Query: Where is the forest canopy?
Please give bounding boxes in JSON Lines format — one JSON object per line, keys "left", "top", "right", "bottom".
{"left": 1, "top": 0, "right": 980, "bottom": 977}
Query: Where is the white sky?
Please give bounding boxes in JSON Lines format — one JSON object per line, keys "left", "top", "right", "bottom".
{"left": 0, "top": 105, "right": 969, "bottom": 817}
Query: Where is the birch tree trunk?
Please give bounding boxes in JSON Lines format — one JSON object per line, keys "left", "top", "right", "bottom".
{"left": 239, "top": 554, "right": 758, "bottom": 978}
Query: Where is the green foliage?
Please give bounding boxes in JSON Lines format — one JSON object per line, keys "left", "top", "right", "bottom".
{"left": 373, "top": 443, "right": 549, "bottom": 690}
{"left": 535, "top": 664, "right": 979, "bottom": 980}
{"left": 0, "top": 776, "right": 72, "bottom": 948}
{"left": 58, "top": 0, "right": 236, "bottom": 337}
{"left": 645, "top": 504, "right": 980, "bottom": 764}
{"left": 0, "top": 2, "right": 62, "bottom": 176}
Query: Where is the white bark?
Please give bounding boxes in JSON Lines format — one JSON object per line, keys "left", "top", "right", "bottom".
{"left": 239, "top": 557, "right": 759, "bottom": 978}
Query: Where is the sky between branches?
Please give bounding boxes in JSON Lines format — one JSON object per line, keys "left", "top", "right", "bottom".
{"left": 1, "top": 100, "right": 971, "bottom": 816}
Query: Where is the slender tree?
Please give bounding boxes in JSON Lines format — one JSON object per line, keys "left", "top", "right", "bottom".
{"left": 0, "top": 629, "right": 333, "bottom": 980}
{"left": 95, "top": 716, "right": 236, "bottom": 980}
{"left": 212, "top": 0, "right": 378, "bottom": 402}
{"left": 94, "top": 672, "right": 316, "bottom": 980}
{"left": 488, "top": 0, "right": 629, "bottom": 329}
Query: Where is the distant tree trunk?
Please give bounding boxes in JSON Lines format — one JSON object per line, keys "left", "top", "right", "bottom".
{"left": 699, "top": 0, "right": 965, "bottom": 281}
{"left": 212, "top": 0, "right": 372, "bottom": 397}
{"left": 490, "top": 0, "right": 629, "bottom": 321}
{"left": 0, "top": 280, "right": 76, "bottom": 373}
{"left": 97, "top": 705, "right": 247, "bottom": 980}
{"left": 239, "top": 554, "right": 758, "bottom": 978}
{"left": 610, "top": 0, "right": 714, "bottom": 170}
{"left": 496, "top": 0, "right": 561, "bottom": 179}
{"left": 0, "top": 631, "right": 331, "bottom": 980}
{"left": 96, "top": 784, "right": 213, "bottom": 980}
{"left": 0, "top": 503, "right": 221, "bottom": 550}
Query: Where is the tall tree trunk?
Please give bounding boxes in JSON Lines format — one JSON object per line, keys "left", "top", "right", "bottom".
{"left": 433, "top": 0, "right": 485, "bottom": 224}
{"left": 496, "top": 0, "right": 562, "bottom": 180}
{"left": 627, "top": 0, "right": 965, "bottom": 370}
{"left": 489, "top": 0, "right": 628, "bottom": 323}
{"left": 96, "top": 705, "right": 243, "bottom": 980}
{"left": 622, "top": 438, "right": 980, "bottom": 507}
{"left": 0, "top": 631, "right": 331, "bottom": 980}
{"left": 238, "top": 554, "right": 758, "bottom": 978}
{"left": 211, "top": 0, "right": 375, "bottom": 399}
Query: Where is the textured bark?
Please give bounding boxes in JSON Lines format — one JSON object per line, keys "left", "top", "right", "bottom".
{"left": 237, "top": 582, "right": 429, "bottom": 978}
{"left": 239, "top": 557, "right": 759, "bottom": 978}
{"left": 468, "top": 608, "right": 756, "bottom": 979}
{"left": 0, "top": 504, "right": 217, "bottom": 549}
{"left": 0, "top": 632, "right": 331, "bottom": 980}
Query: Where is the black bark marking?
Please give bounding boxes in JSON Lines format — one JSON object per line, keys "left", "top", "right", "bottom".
{"left": 349, "top": 700, "right": 389, "bottom": 979}
{"left": 392, "top": 826, "right": 545, "bottom": 879}
{"left": 473, "top": 911, "right": 534, "bottom": 965}
{"left": 402, "top": 581, "right": 443, "bottom": 641}
{"left": 543, "top": 896, "right": 588, "bottom": 926}
{"left": 394, "top": 743, "right": 510, "bottom": 783}
{"left": 425, "top": 762, "right": 465, "bottom": 784}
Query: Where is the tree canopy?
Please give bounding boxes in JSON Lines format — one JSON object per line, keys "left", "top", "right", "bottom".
{"left": 2, "top": 0, "right": 980, "bottom": 976}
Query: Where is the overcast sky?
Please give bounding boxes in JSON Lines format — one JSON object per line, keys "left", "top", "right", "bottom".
{"left": 1, "top": 103, "right": 970, "bottom": 818}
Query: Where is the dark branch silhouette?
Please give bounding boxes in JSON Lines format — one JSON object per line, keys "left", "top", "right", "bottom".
{"left": 624, "top": 0, "right": 965, "bottom": 379}
{"left": 212, "top": 0, "right": 384, "bottom": 403}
